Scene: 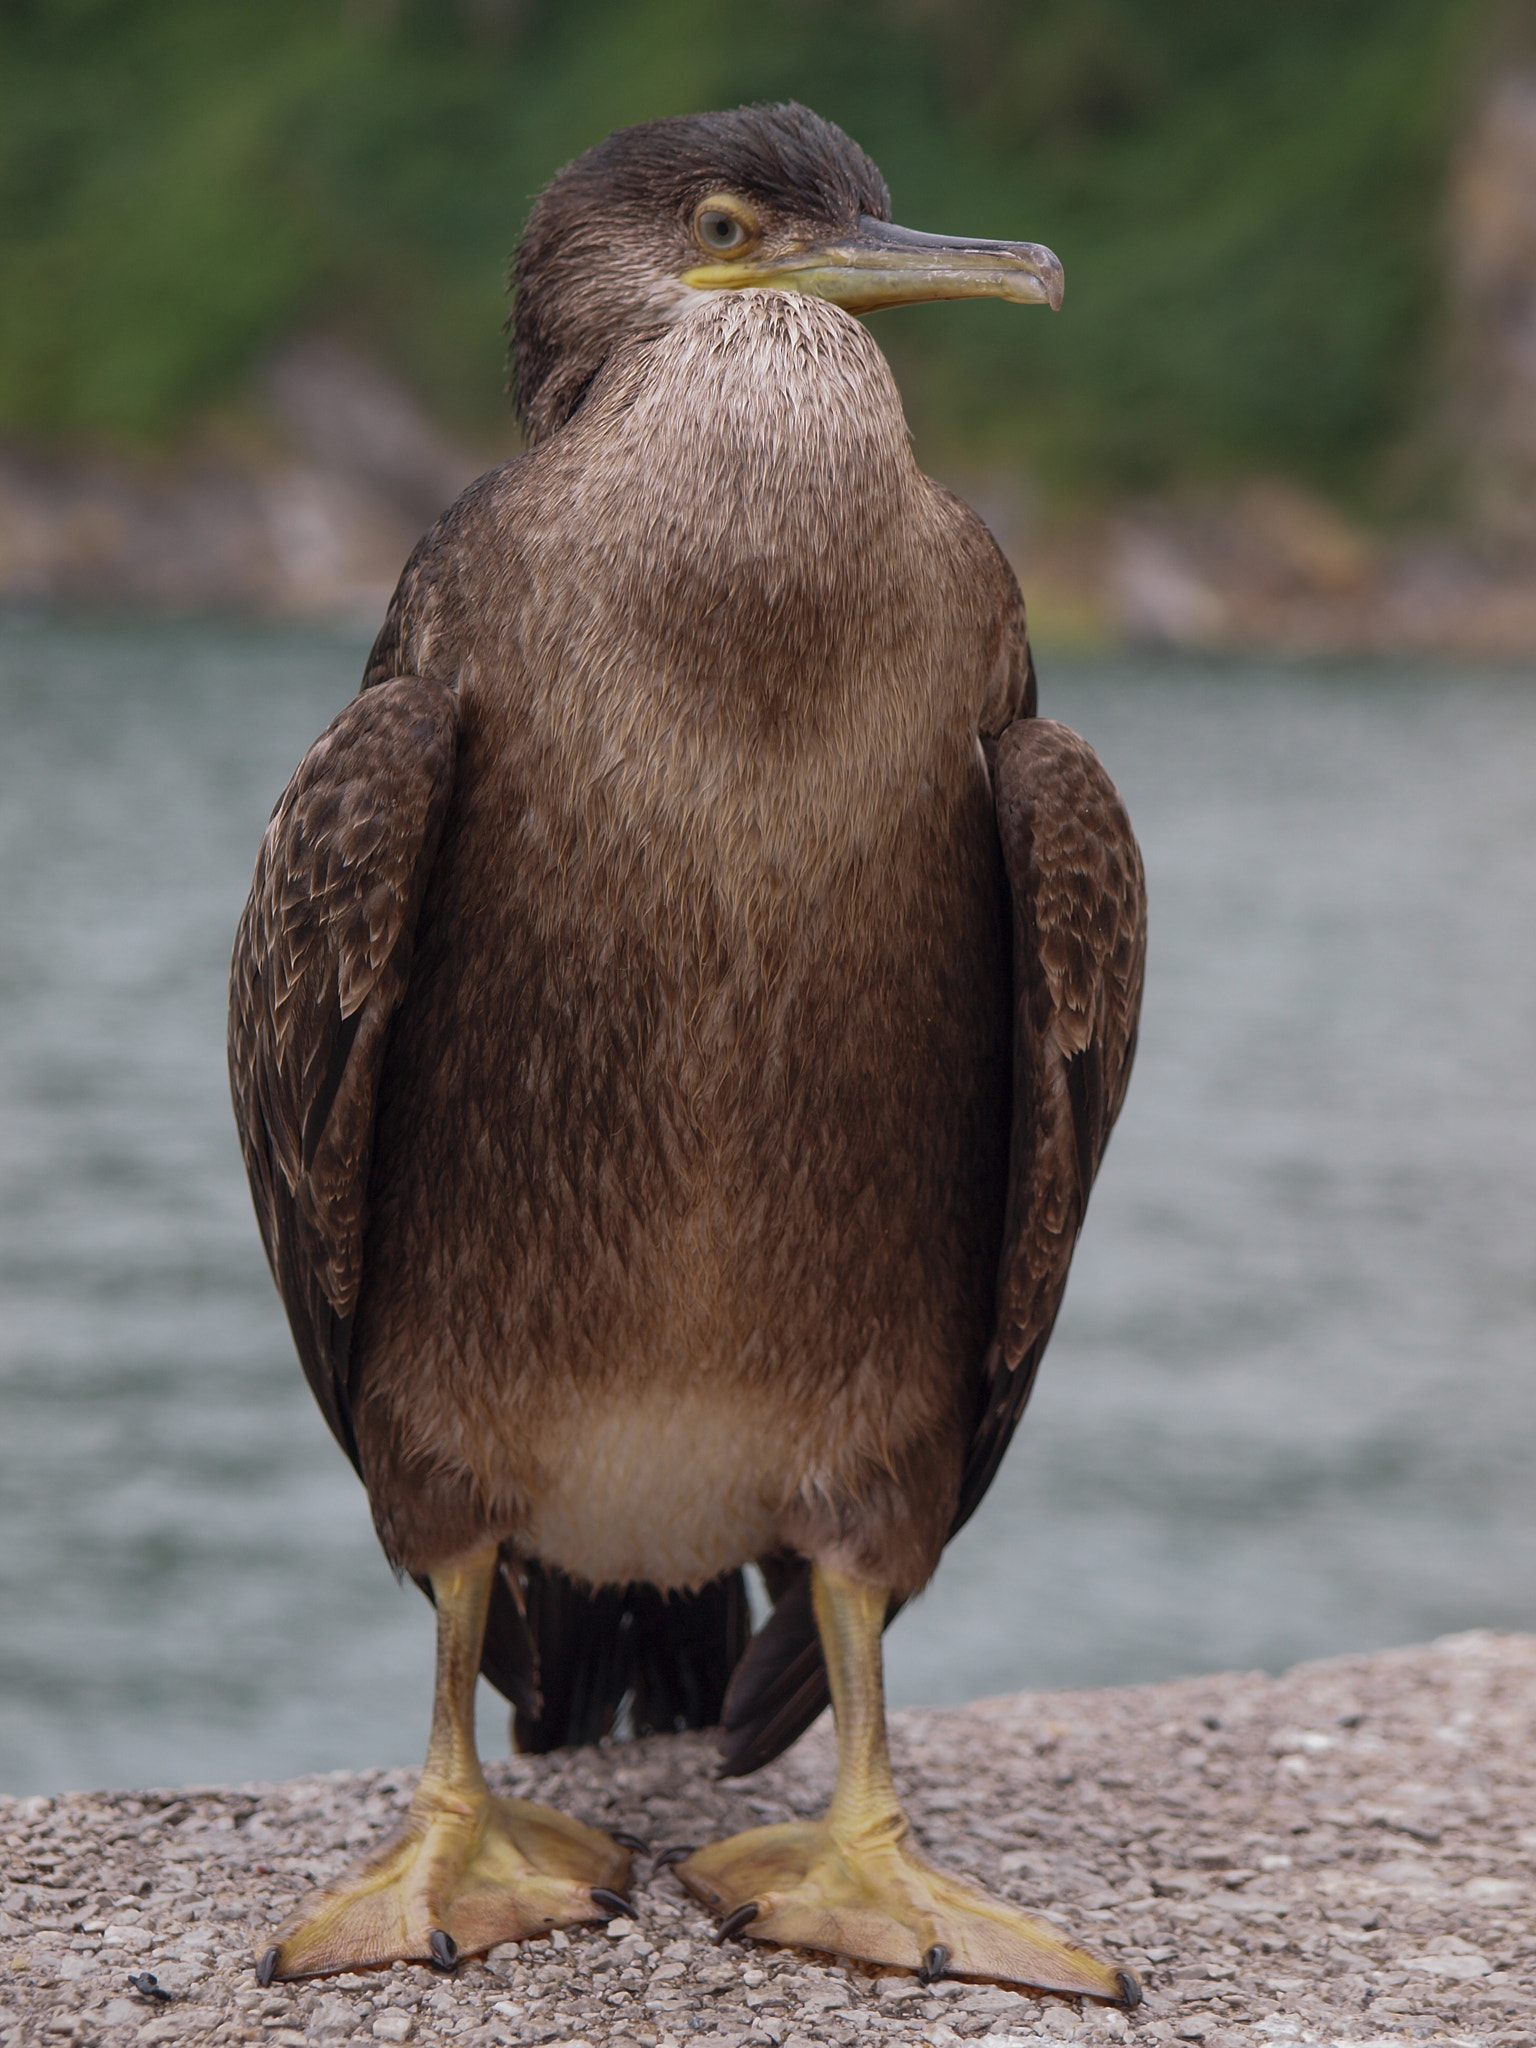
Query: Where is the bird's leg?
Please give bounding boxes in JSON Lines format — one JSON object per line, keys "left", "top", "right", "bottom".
{"left": 257, "top": 1547, "right": 630, "bottom": 1981}
{"left": 679, "top": 1565, "right": 1137, "bottom": 2001}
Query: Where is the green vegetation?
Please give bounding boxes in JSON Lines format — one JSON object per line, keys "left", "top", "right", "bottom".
{"left": 0, "top": 0, "right": 1487, "bottom": 500}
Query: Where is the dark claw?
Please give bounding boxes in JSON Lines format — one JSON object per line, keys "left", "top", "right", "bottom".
{"left": 612, "top": 1830, "right": 650, "bottom": 1855}
{"left": 255, "top": 1947, "right": 280, "bottom": 1988}
{"left": 129, "top": 1971, "right": 175, "bottom": 2003}
{"left": 716, "top": 1902, "right": 760, "bottom": 1944}
{"left": 428, "top": 1928, "right": 459, "bottom": 1971}
{"left": 1116, "top": 1967, "right": 1143, "bottom": 2009}
{"left": 590, "top": 1887, "right": 636, "bottom": 1919}
{"left": 919, "top": 1943, "right": 951, "bottom": 1985}
{"left": 653, "top": 1844, "right": 697, "bottom": 1868}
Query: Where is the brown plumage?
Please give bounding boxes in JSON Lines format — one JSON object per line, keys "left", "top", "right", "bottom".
{"left": 229, "top": 103, "right": 1146, "bottom": 1990}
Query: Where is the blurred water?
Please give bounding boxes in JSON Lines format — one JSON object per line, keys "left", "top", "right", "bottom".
{"left": 0, "top": 618, "right": 1533, "bottom": 1797}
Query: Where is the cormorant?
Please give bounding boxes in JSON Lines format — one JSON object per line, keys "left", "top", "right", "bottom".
{"left": 229, "top": 101, "right": 1146, "bottom": 1998}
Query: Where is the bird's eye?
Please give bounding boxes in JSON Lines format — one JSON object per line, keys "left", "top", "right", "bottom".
{"left": 695, "top": 205, "right": 750, "bottom": 255}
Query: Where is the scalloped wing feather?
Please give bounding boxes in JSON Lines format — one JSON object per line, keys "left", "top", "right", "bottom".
{"left": 953, "top": 715, "right": 1146, "bottom": 1536}
{"left": 227, "top": 675, "right": 459, "bottom": 1467}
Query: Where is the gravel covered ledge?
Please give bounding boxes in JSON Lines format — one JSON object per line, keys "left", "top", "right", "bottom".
{"left": 3, "top": 1632, "right": 1533, "bottom": 2048}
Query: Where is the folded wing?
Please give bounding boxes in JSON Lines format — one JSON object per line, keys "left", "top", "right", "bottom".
{"left": 227, "top": 674, "right": 460, "bottom": 1470}
{"left": 955, "top": 715, "right": 1146, "bottom": 1535}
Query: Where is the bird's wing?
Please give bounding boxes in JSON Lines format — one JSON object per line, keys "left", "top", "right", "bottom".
{"left": 953, "top": 713, "right": 1147, "bottom": 1536}
{"left": 227, "top": 674, "right": 459, "bottom": 1471}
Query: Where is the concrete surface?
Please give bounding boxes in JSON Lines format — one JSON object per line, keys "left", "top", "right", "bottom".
{"left": 2, "top": 1632, "right": 1532, "bottom": 2048}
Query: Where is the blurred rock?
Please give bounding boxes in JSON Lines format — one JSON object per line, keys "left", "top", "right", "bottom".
{"left": 1443, "top": 68, "right": 1536, "bottom": 551}
{"left": 1017, "top": 476, "right": 1536, "bottom": 658}
{"left": 1106, "top": 485, "right": 1380, "bottom": 651}
{"left": 264, "top": 340, "right": 482, "bottom": 534}
{"left": 1108, "top": 527, "right": 1228, "bottom": 646}
{"left": 0, "top": 340, "right": 488, "bottom": 620}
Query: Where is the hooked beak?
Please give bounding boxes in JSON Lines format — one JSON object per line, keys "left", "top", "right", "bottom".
{"left": 682, "top": 213, "right": 1063, "bottom": 313}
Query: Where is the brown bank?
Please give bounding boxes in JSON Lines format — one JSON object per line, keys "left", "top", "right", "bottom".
{"left": 2, "top": 1631, "right": 1532, "bottom": 2048}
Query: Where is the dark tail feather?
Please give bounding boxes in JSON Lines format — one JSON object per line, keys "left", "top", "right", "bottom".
{"left": 717, "top": 1562, "right": 830, "bottom": 1777}
{"left": 478, "top": 1557, "right": 752, "bottom": 1753}
{"left": 716, "top": 1559, "right": 910, "bottom": 1779}
{"left": 477, "top": 1560, "right": 542, "bottom": 1723}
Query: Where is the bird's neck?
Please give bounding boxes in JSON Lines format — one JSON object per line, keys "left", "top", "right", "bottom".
{"left": 519, "top": 290, "right": 929, "bottom": 732}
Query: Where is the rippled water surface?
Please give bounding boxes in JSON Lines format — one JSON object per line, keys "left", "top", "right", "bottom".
{"left": 2, "top": 619, "right": 1533, "bottom": 1795}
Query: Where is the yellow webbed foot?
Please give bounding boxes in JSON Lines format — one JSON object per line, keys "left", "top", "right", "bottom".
{"left": 678, "top": 1817, "right": 1135, "bottom": 2000}
{"left": 258, "top": 1787, "right": 631, "bottom": 1982}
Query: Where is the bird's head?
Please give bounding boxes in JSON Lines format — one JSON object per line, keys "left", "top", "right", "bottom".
{"left": 510, "top": 102, "right": 1062, "bottom": 446}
